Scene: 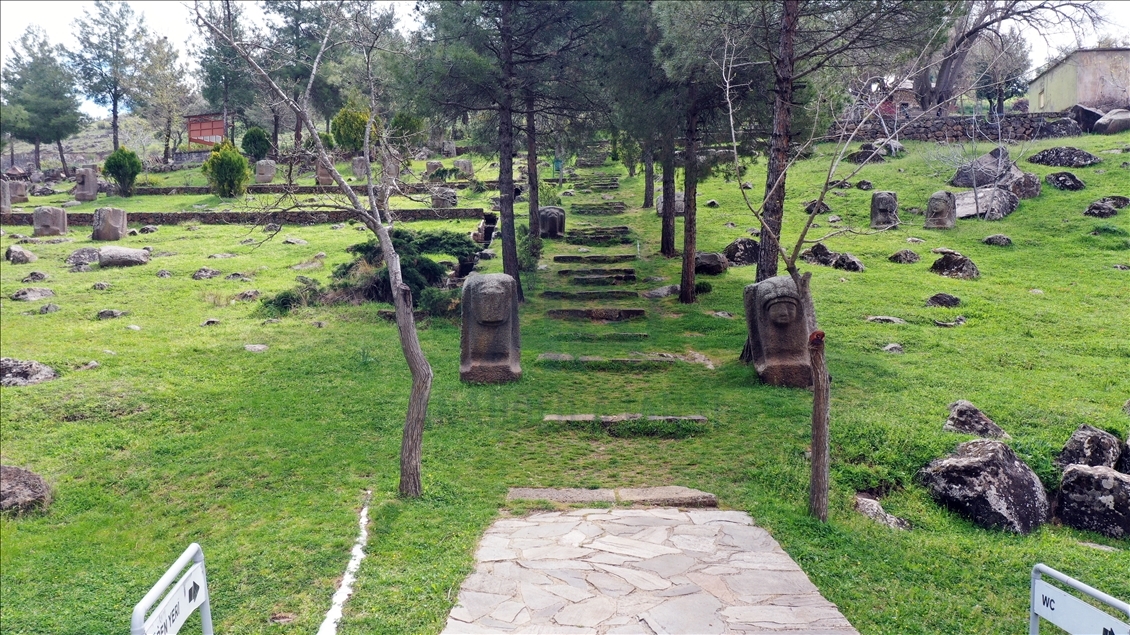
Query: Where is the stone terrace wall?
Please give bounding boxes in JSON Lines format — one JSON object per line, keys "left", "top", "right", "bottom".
{"left": 0, "top": 208, "right": 486, "bottom": 226}
{"left": 133, "top": 181, "right": 496, "bottom": 196}
{"left": 832, "top": 111, "right": 1073, "bottom": 142}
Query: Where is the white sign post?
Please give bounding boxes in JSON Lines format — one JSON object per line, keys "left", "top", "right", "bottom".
{"left": 1030, "top": 563, "right": 1129, "bottom": 635}
{"left": 131, "top": 543, "right": 214, "bottom": 635}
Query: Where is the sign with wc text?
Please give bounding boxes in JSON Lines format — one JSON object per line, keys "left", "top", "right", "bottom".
{"left": 1030, "top": 564, "right": 1129, "bottom": 635}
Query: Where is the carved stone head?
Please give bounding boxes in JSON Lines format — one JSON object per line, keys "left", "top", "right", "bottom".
{"left": 461, "top": 273, "right": 521, "bottom": 383}
{"left": 743, "top": 275, "right": 812, "bottom": 388}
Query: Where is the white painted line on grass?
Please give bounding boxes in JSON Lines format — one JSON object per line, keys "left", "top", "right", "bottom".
{"left": 317, "top": 490, "right": 372, "bottom": 635}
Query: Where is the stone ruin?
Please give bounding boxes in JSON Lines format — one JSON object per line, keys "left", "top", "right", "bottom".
{"left": 425, "top": 160, "right": 443, "bottom": 177}
{"left": 869, "top": 191, "right": 899, "bottom": 229}
{"left": 470, "top": 213, "right": 498, "bottom": 247}
{"left": 32, "top": 206, "right": 68, "bottom": 237}
{"left": 74, "top": 167, "right": 98, "bottom": 202}
{"left": 460, "top": 273, "right": 521, "bottom": 383}
{"left": 432, "top": 187, "right": 458, "bottom": 209}
{"left": 8, "top": 180, "right": 28, "bottom": 203}
{"left": 0, "top": 180, "right": 10, "bottom": 213}
{"left": 924, "top": 191, "right": 956, "bottom": 229}
{"left": 453, "top": 159, "right": 474, "bottom": 178}
{"left": 351, "top": 157, "right": 370, "bottom": 180}
{"left": 92, "top": 207, "right": 127, "bottom": 241}
{"left": 538, "top": 206, "right": 565, "bottom": 238}
{"left": 743, "top": 275, "right": 812, "bottom": 388}
{"left": 315, "top": 161, "right": 334, "bottom": 186}
{"left": 655, "top": 191, "right": 685, "bottom": 216}
{"left": 255, "top": 159, "right": 276, "bottom": 184}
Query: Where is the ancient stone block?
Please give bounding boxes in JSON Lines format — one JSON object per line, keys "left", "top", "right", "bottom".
{"left": 743, "top": 276, "right": 811, "bottom": 388}
{"left": 1057, "top": 425, "right": 1123, "bottom": 469}
{"left": 315, "top": 161, "right": 334, "bottom": 186}
{"left": 869, "top": 191, "right": 899, "bottom": 229}
{"left": 954, "top": 188, "right": 1018, "bottom": 220}
{"left": 351, "top": 157, "right": 370, "bottom": 180}
{"left": 8, "top": 180, "right": 28, "bottom": 203}
{"left": 92, "top": 207, "right": 127, "bottom": 241}
{"left": 695, "top": 252, "right": 728, "bottom": 275}
{"left": 924, "top": 191, "right": 956, "bottom": 230}
{"left": 724, "top": 237, "right": 759, "bottom": 266}
{"left": 74, "top": 167, "right": 98, "bottom": 201}
{"left": 538, "top": 206, "right": 565, "bottom": 238}
{"left": 0, "top": 180, "right": 10, "bottom": 212}
{"left": 32, "top": 206, "right": 67, "bottom": 237}
{"left": 951, "top": 147, "right": 1012, "bottom": 188}
{"left": 655, "top": 191, "right": 685, "bottom": 216}
{"left": 460, "top": 273, "right": 521, "bottom": 384}
{"left": 255, "top": 159, "right": 276, "bottom": 183}
{"left": 432, "top": 187, "right": 457, "bottom": 209}
{"left": 425, "top": 160, "right": 443, "bottom": 177}
{"left": 98, "top": 246, "right": 150, "bottom": 268}
{"left": 453, "top": 159, "right": 474, "bottom": 178}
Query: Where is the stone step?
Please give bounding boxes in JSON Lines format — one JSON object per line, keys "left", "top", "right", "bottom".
{"left": 506, "top": 485, "right": 717, "bottom": 507}
{"left": 571, "top": 274, "right": 637, "bottom": 285}
{"left": 553, "top": 254, "right": 636, "bottom": 264}
{"left": 546, "top": 308, "right": 645, "bottom": 321}
{"left": 556, "top": 268, "right": 636, "bottom": 276}
{"left": 572, "top": 202, "right": 627, "bottom": 215}
{"left": 565, "top": 227, "right": 634, "bottom": 246}
{"left": 540, "top": 290, "right": 640, "bottom": 301}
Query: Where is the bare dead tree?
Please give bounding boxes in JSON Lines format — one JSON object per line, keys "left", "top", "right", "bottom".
{"left": 194, "top": 1, "right": 434, "bottom": 498}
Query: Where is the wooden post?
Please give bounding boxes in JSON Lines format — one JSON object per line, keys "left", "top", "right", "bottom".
{"left": 808, "top": 330, "right": 829, "bottom": 521}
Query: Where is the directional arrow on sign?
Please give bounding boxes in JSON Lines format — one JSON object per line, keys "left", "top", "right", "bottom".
{"left": 188, "top": 581, "right": 200, "bottom": 603}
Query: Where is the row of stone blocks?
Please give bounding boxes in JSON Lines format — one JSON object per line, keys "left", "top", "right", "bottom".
{"left": 24, "top": 206, "right": 131, "bottom": 240}
{"left": 867, "top": 190, "right": 958, "bottom": 230}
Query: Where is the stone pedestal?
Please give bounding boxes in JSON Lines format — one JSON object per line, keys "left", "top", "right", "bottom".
{"left": 9, "top": 181, "right": 28, "bottom": 203}
{"left": 92, "top": 207, "right": 128, "bottom": 241}
{"left": 538, "top": 206, "right": 565, "bottom": 238}
{"left": 0, "top": 181, "right": 10, "bottom": 213}
{"left": 924, "top": 190, "right": 956, "bottom": 229}
{"left": 453, "top": 159, "right": 474, "bottom": 178}
{"left": 315, "top": 161, "right": 334, "bottom": 186}
{"left": 743, "top": 276, "right": 812, "bottom": 388}
{"left": 32, "top": 206, "right": 68, "bottom": 237}
{"left": 75, "top": 168, "right": 98, "bottom": 202}
{"left": 461, "top": 273, "right": 521, "bottom": 383}
{"left": 255, "top": 160, "right": 276, "bottom": 184}
{"left": 869, "top": 191, "right": 899, "bottom": 229}
{"left": 432, "top": 187, "right": 457, "bottom": 209}
{"left": 425, "top": 161, "right": 443, "bottom": 177}
{"left": 655, "top": 191, "right": 685, "bottom": 216}
{"left": 351, "top": 157, "right": 370, "bottom": 180}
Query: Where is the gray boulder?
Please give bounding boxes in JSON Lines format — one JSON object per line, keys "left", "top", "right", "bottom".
{"left": 943, "top": 400, "right": 1008, "bottom": 438}
{"left": 65, "top": 247, "right": 100, "bottom": 266}
{"left": 655, "top": 191, "right": 685, "bottom": 216}
{"left": 723, "top": 237, "right": 759, "bottom": 266}
{"left": 97, "top": 309, "right": 126, "bottom": 320}
{"left": 694, "top": 252, "right": 729, "bottom": 275}
{"left": 643, "top": 284, "right": 680, "bottom": 299}
{"left": 951, "top": 147, "right": 1014, "bottom": 188}
{"left": 888, "top": 249, "right": 919, "bottom": 264}
{"left": 919, "top": 439, "right": 1048, "bottom": 534}
{"left": 954, "top": 188, "right": 1019, "bottom": 220}
{"left": 10, "top": 287, "right": 54, "bottom": 302}
{"left": 91, "top": 207, "right": 127, "bottom": 241}
{"left": 1057, "top": 425, "right": 1123, "bottom": 469}
{"left": 1036, "top": 117, "right": 1083, "bottom": 138}
{"left": 0, "top": 358, "right": 57, "bottom": 387}
{"left": 1084, "top": 201, "right": 1118, "bottom": 218}
{"left": 1058, "top": 465, "right": 1130, "bottom": 538}
{"left": 1069, "top": 104, "right": 1105, "bottom": 132}
{"left": 1045, "top": 171, "right": 1085, "bottom": 191}
{"left": 98, "top": 246, "right": 150, "bottom": 268}
{"left": 192, "top": 267, "right": 221, "bottom": 280}
{"left": 982, "top": 234, "right": 1012, "bottom": 247}
{"left": 431, "top": 187, "right": 457, "bottom": 208}
{"left": 22, "top": 271, "right": 49, "bottom": 283}
{"left": 6, "top": 245, "right": 37, "bottom": 264}
{"left": 930, "top": 253, "right": 979, "bottom": 279}
{"left": 1027, "top": 146, "right": 1101, "bottom": 168}
{"left": 926, "top": 293, "right": 961, "bottom": 308}
{"left": 801, "top": 242, "right": 839, "bottom": 267}
{"left": 1000, "top": 171, "right": 1042, "bottom": 200}
{"left": 0, "top": 465, "right": 52, "bottom": 513}
{"left": 832, "top": 252, "right": 865, "bottom": 272}
{"left": 1092, "top": 108, "right": 1130, "bottom": 135}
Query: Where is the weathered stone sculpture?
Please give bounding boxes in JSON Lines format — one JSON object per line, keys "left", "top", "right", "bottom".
{"left": 0, "top": 180, "right": 10, "bottom": 213}
{"left": 461, "top": 273, "right": 521, "bottom": 383}
{"left": 74, "top": 167, "right": 98, "bottom": 202}
{"left": 538, "top": 206, "right": 565, "bottom": 238}
{"left": 743, "top": 276, "right": 811, "bottom": 388}
{"left": 9, "top": 181, "right": 28, "bottom": 203}
{"left": 92, "top": 207, "right": 127, "bottom": 241}
{"left": 869, "top": 191, "right": 899, "bottom": 228}
{"left": 255, "top": 159, "right": 276, "bottom": 183}
{"left": 432, "top": 187, "right": 457, "bottom": 209}
{"left": 424, "top": 161, "right": 443, "bottom": 177}
{"left": 315, "top": 161, "right": 334, "bottom": 186}
{"left": 655, "top": 191, "right": 685, "bottom": 216}
{"left": 351, "top": 157, "right": 370, "bottom": 180}
{"left": 32, "top": 206, "right": 67, "bottom": 237}
{"left": 924, "top": 191, "right": 956, "bottom": 229}
{"left": 453, "top": 159, "right": 474, "bottom": 178}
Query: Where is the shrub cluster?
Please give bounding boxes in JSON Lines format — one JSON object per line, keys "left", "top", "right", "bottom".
{"left": 201, "top": 141, "right": 250, "bottom": 198}
{"left": 103, "top": 147, "right": 142, "bottom": 197}
{"left": 240, "top": 127, "right": 271, "bottom": 161}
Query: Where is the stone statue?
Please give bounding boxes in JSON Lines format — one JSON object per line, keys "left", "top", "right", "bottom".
{"left": 92, "top": 207, "right": 127, "bottom": 241}
{"left": 924, "top": 190, "right": 956, "bottom": 229}
{"left": 538, "top": 206, "right": 565, "bottom": 238}
{"left": 869, "top": 191, "right": 899, "bottom": 229}
{"left": 461, "top": 273, "right": 521, "bottom": 383}
{"left": 255, "top": 159, "right": 277, "bottom": 184}
{"left": 315, "top": 161, "right": 334, "bottom": 186}
{"left": 8, "top": 181, "right": 28, "bottom": 203}
{"left": 351, "top": 157, "right": 370, "bottom": 180}
{"left": 432, "top": 187, "right": 458, "bottom": 209}
{"left": 75, "top": 168, "right": 98, "bottom": 202}
{"left": 453, "top": 159, "right": 474, "bottom": 178}
{"left": 743, "top": 275, "right": 812, "bottom": 388}
{"left": 0, "top": 180, "right": 10, "bottom": 213}
{"left": 33, "top": 206, "right": 68, "bottom": 237}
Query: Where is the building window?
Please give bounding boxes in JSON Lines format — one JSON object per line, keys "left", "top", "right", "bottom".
{"left": 1038, "top": 89, "right": 1045, "bottom": 110}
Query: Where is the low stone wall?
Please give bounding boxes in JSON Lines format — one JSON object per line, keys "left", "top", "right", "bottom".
{"left": 0, "top": 208, "right": 486, "bottom": 226}
{"left": 831, "top": 111, "right": 1074, "bottom": 142}
{"left": 132, "top": 181, "right": 497, "bottom": 196}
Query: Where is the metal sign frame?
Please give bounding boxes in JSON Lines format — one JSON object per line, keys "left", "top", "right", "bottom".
{"left": 1030, "top": 563, "right": 1130, "bottom": 635}
{"left": 131, "top": 543, "right": 214, "bottom": 635}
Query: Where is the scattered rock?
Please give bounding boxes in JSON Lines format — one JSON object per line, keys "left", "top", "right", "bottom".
{"left": 1092, "top": 108, "right": 1130, "bottom": 135}
{"left": 244, "top": 344, "right": 269, "bottom": 353}
{"left": 239, "top": 238, "right": 255, "bottom": 245}
{"left": 263, "top": 223, "right": 281, "bottom": 233}
{"left": 907, "top": 237, "right": 925, "bottom": 244}
{"left": 919, "top": 439, "right": 1048, "bottom": 534}
{"left": 312, "top": 321, "right": 327, "bottom": 328}
{"left": 1069, "top": 104, "right": 1106, "bottom": 133}
{"left": 722, "top": 237, "right": 759, "bottom": 266}
{"left": 200, "top": 318, "right": 220, "bottom": 326}
{"left": 1045, "top": 171, "right": 1085, "bottom": 191}
{"left": 828, "top": 215, "right": 842, "bottom": 223}
{"left": 888, "top": 249, "right": 920, "bottom": 264}
{"left": 804, "top": 200, "right": 831, "bottom": 214}
{"left": 930, "top": 253, "right": 979, "bottom": 279}
{"left": 0, "top": 465, "right": 51, "bottom": 513}
{"left": 1057, "top": 425, "right": 1123, "bottom": 469}
{"left": 0, "top": 358, "right": 58, "bottom": 387}
{"left": 1084, "top": 201, "right": 1118, "bottom": 218}
{"left": 926, "top": 293, "right": 960, "bottom": 308}
{"left": 99, "top": 246, "right": 150, "bottom": 268}
{"left": 982, "top": 234, "right": 1012, "bottom": 246}
{"left": 97, "top": 309, "right": 126, "bottom": 320}
{"left": 854, "top": 494, "right": 910, "bottom": 530}
{"left": 866, "top": 315, "right": 905, "bottom": 324}
{"left": 192, "top": 267, "right": 221, "bottom": 280}
{"left": 156, "top": 270, "right": 172, "bottom": 278}
{"left": 10, "top": 288, "right": 54, "bottom": 302}
{"left": 233, "top": 290, "right": 260, "bottom": 302}
{"left": 1036, "top": 117, "right": 1084, "bottom": 138}
{"left": 801, "top": 242, "right": 838, "bottom": 266}
{"left": 1027, "top": 146, "right": 1101, "bottom": 168}
{"left": 77, "top": 361, "right": 99, "bottom": 370}
{"left": 856, "top": 180, "right": 873, "bottom": 190}
{"left": 330, "top": 223, "right": 345, "bottom": 230}
{"left": 944, "top": 400, "right": 1008, "bottom": 438}
{"left": 90, "top": 281, "right": 112, "bottom": 291}
{"left": 954, "top": 187, "right": 1019, "bottom": 220}
{"left": 643, "top": 285, "right": 680, "bottom": 299}
{"left": 224, "top": 273, "right": 251, "bottom": 281}
{"left": 1058, "top": 465, "right": 1130, "bottom": 538}
{"left": 6, "top": 245, "right": 37, "bottom": 264}
{"left": 828, "top": 179, "right": 852, "bottom": 189}
{"left": 1098, "top": 195, "right": 1129, "bottom": 209}
{"left": 478, "top": 249, "right": 495, "bottom": 260}
{"left": 883, "top": 343, "right": 904, "bottom": 354}
{"left": 139, "top": 225, "right": 159, "bottom": 234}
{"left": 694, "top": 252, "right": 729, "bottom": 275}
{"left": 283, "top": 237, "right": 308, "bottom": 245}
{"left": 951, "top": 146, "right": 1014, "bottom": 187}
{"left": 832, "top": 252, "right": 865, "bottom": 271}
{"left": 21, "top": 271, "right": 49, "bottom": 283}
{"left": 712, "top": 311, "right": 733, "bottom": 319}
{"left": 741, "top": 181, "right": 754, "bottom": 190}
{"left": 934, "top": 316, "right": 966, "bottom": 328}
{"left": 39, "top": 303, "right": 59, "bottom": 314}
{"left": 208, "top": 253, "right": 236, "bottom": 259}
{"left": 70, "top": 264, "right": 90, "bottom": 273}
{"left": 845, "top": 148, "right": 885, "bottom": 164}
{"left": 1003, "top": 171, "right": 1042, "bottom": 200}
{"left": 705, "top": 199, "right": 719, "bottom": 208}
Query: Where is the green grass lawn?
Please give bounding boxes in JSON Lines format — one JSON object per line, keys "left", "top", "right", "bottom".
{"left": 2, "top": 133, "right": 1129, "bottom": 634}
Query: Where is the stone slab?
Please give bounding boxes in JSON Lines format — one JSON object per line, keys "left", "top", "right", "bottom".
{"left": 619, "top": 486, "right": 718, "bottom": 508}
{"left": 508, "top": 488, "right": 617, "bottom": 503}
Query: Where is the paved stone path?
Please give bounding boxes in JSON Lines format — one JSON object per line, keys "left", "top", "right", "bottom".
{"left": 442, "top": 507, "right": 858, "bottom": 634}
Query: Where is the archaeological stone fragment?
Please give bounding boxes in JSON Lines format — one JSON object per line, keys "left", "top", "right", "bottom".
{"left": 92, "top": 207, "right": 127, "bottom": 241}
{"left": 98, "top": 246, "right": 149, "bottom": 268}
{"left": 255, "top": 159, "right": 276, "bottom": 183}
{"left": 538, "top": 206, "right": 565, "bottom": 238}
{"left": 869, "top": 191, "right": 899, "bottom": 229}
{"left": 32, "top": 206, "right": 67, "bottom": 237}
{"left": 924, "top": 191, "right": 956, "bottom": 230}
{"left": 460, "top": 273, "right": 521, "bottom": 384}
{"left": 743, "top": 276, "right": 812, "bottom": 388}
{"left": 74, "top": 167, "right": 98, "bottom": 201}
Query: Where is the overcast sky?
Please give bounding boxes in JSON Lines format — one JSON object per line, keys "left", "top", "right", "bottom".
{"left": 1, "top": 0, "right": 1127, "bottom": 118}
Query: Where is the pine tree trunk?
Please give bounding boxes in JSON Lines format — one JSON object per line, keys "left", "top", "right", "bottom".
{"left": 526, "top": 92, "right": 540, "bottom": 239}
{"left": 642, "top": 144, "right": 654, "bottom": 208}
{"left": 111, "top": 99, "right": 120, "bottom": 151}
{"left": 497, "top": 1, "right": 523, "bottom": 300}
{"left": 756, "top": 0, "right": 798, "bottom": 283}
{"left": 679, "top": 85, "right": 698, "bottom": 305}
{"left": 55, "top": 139, "right": 69, "bottom": 177}
{"left": 272, "top": 111, "right": 280, "bottom": 155}
{"left": 163, "top": 118, "right": 173, "bottom": 164}
{"left": 33, "top": 140, "right": 41, "bottom": 170}
{"left": 660, "top": 134, "right": 676, "bottom": 257}
{"left": 808, "top": 329, "right": 829, "bottom": 521}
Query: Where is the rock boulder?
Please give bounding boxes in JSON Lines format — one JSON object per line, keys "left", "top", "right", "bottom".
{"left": 954, "top": 188, "right": 1019, "bottom": 221}
{"left": 943, "top": 400, "right": 1008, "bottom": 438}
{"left": 1092, "top": 109, "right": 1130, "bottom": 135}
{"left": 6, "top": 245, "right": 37, "bottom": 264}
{"left": 930, "top": 253, "right": 979, "bottom": 279}
{"left": 0, "top": 465, "right": 52, "bottom": 513}
{"left": 1027, "top": 146, "right": 1101, "bottom": 168}
{"left": 1057, "top": 425, "right": 1123, "bottom": 469}
{"left": 694, "top": 252, "right": 729, "bottom": 275}
{"left": 10, "top": 288, "right": 54, "bottom": 302}
{"left": 723, "top": 237, "right": 759, "bottom": 266}
{"left": 1045, "top": 171, "right": 1085, "bottom": 191}
{"left": 1058, "top": 465, "right": 1130, "bottom": 538}
{"left": 888, "top": 249, "right": 920, "bottom": 264}
{"left": 98, "top": 246, "right": 150, "bottom": 268}
{"left": 1, "top": 358, "right": 58, "bottom": 387}
{"left": 951, "top": 147, "right": 1013, "bottom": 188}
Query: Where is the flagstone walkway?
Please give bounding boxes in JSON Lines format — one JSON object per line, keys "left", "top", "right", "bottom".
{"left": 441, "top": 506, "right": 858, "bottom": 634}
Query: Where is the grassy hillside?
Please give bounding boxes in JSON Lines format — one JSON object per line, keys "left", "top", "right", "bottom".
{"left": 2, "top": 132, "right": 1128, "bottom": 634}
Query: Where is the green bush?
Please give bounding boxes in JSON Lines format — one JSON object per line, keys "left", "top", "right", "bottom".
{"left": 517, "top": 224, "right": 543, "bottom": 272}
{"left": 538, "top": 180, "right": 561, "bottom": 206}
{"left": 102, "top": 147, "right": 142, "bottom": 197}
{"left": 260, "top": 277, "right": 323, "bottom": 315}
{"left": 333, "top": 229, "right": 478, "bottom": 305}
{"left": 389, "top": 111, "right": 424, "bottom": 150}
{"left": 240, "top": 127, "right": 271, "bottom": 161}
{"left": 694, "top": 281, "right": 713, "bottom": 294}
{"left": 331, "top": 107, "right": 378, "bottom": 154}
{"left": 201, "top": 140, "right": 250, "bottom": 198}
{"left": 418, "top": 287, "right": 461, "bottom": 318}
{"left": 303, "top": 132, "right": 335, "bottom": 152}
